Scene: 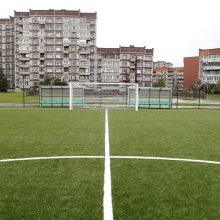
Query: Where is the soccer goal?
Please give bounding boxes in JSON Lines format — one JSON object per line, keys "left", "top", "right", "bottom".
{"left": 69, "top": 82, "right": 139, "bottom": 111}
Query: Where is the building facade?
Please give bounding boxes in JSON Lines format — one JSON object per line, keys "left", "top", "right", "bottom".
{"left": 153, "top": 61, "right": 184, "bottom": 88}
{"left": 199, "top": 48, "right": 220, "bottom": 84}
{"left": 0, "top": 9, "right": 97, "bottom": 90}
{"left": 1, "top": 10, "right": 155, "bottom": 89}
{"left": 97, "top": 46, "right": 154, "bottom": 86}
{"left": 14, "top": 9, "right": 97, "bottom": 90}
{"left": 0, "top": 17, "right": 14, "bottom": 89}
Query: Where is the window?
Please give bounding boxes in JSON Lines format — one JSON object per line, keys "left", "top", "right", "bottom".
{"left": 80, "top": 18, "right": 86, "bottom": 23}
{"left": 56, "top": 47, "right": 63, "bottom": 51}
{"left": 63, "top": 24, "right": 69, "bottom": 29}
{"left": 80, "top": 26, "right": 89, "bottom": 30}
{"left": 56, "top": 54, "right": 62, "bottom": 58}
{"left": 63, "top": 17, "right": 69, "bottom": 22}
{"left": 63, "top": 32, "right": 70, "bottom": 36}
{"left": 23, "top": 25, "right": 30, "bottom": 30}
{"left": 137, "top": 62, "right": 142, "bottom": 67}
{"left": 56, "top": 68, "right": 63, "bottom": 72}
{"left": 46, "top": 25, "right": 54, "bottom": 30}
{"left": 56, "top": 18, "right": 62, "bottom": 23}
{"left": 46, "top": 46, "right": 54, "bottom": 51}
{"left": 47, "top": 32, "right": 54, "bottom": 37}
{"left": 55, "top": 61, "right": 62, "bottom": 66}
{"left": 47, "top": 18, "right": 54, "bottom": 23}
{"left": 56, "top": 39, "right": 62, "bottom": 44}
{"left": 122, "top": 62, "right": 127, "bottom": 67}
{"left": 55, "top": 25, "right": 62, "bottom": 30}
{"left": 46, "top": 54, "right": 53, "bottom": 58}
{"left": 32, "top": 25, "right": 38, "bottom": 30}
{"left": 63, "top": 60, "right": 69, "bottom": 65}
{"left": 46, "top": 61, "right": 53, "bottom": 66}
{"left": 47, "top": 39, "right": 54, "bottom": 44}
{"left": 46, "top": 68, "right": 53, "bottom": 72}
{"left": 72, "top": 19, "right": 78, "bottom": 23}
{"left": 56, "top": 32, "right": 62, "bottom": 37}
{"left": 32, "top": 18, "right": 38, "bottom": 23}
{"left": 23, "top": 18, "right": 30, "bottom": 22}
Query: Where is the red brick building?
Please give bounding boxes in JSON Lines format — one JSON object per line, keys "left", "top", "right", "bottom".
{"left": 183, "top": 57, "right": 199, "bottom": 89}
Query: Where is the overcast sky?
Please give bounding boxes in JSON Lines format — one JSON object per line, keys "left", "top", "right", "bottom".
{"left": 1, "top": 0, "right": 220, "bottom": 66}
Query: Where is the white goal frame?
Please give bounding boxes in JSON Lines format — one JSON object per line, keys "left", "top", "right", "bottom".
{"left": 69, "top": 82, "right": 139, "bottom": 111}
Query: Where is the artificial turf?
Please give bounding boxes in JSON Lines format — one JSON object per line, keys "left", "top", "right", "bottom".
{"left": 1, "top": 108, "right": 220, "bottom": 219}
{"left": 111, "top": 159, "right": 220, "bottom": 220}
{"left": 0, "top": 159, "right": 104, "bottom": 219}
{"left": 0, "top": 109, "right": 105, "bottom": 159}
{"left": 109, "top": 109, "right": 220, "bottom": 161}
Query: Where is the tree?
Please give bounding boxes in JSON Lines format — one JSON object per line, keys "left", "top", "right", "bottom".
{"left": 41, "top": 74, "right": 51, "bottom": 86}
{"left": 153, "top": 78, "right": 166, "bottom": 87}
{"left": 0, "top": 68, "right": 8, "bottom": 92}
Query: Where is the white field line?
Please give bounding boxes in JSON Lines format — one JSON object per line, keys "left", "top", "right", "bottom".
{"left": 0, "top": 156, "right": 104, "bottom": 163}
{"left": 103, "top": 109, "right": 113, "bottom": 220}
{"left": 1, "top": 155, "right": 220, "bottom": 166}
{"left": 111, "top": 156, "right": 220, "bottom": 165}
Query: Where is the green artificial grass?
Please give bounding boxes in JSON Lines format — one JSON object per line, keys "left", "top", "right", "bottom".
{"left": 0, "top": 159, "right": 104, "bottom": 219}
{"left": 111, "top": 159, "right": 220, "bottom": 220}
{"left": 0, "top": 92, "right": 38, "bottom": 103}
{"left": 0, "top": 109, "right": 105, "bottom": 159}
{"left": 109, "top": 109, "right": 220, "bottom": 161}
{"left": 1, "top": 108, "right": 220, "bottom": 219}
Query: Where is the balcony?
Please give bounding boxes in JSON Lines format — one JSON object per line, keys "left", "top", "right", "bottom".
{"left": 19, "top": 71, "right": 29, "bottom": 75}
{"left": 203, "top": 66, "right": 220, "bottom": 70}
{"left": 79, "top": 50, "right": 90, "bottom": 54}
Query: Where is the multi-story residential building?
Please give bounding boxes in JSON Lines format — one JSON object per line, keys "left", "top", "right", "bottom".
{"left": 0, "top": 17, "right": 14, "bottom": 89}
{"left": 97, "top": 46, "right": 154, "bottom": 86}
{"left": 199, "top": 48, "right": 220, "bottom": 84}
{"left": 153, "top": 61, "right": 184, "bottom": 88}
{"left": 2, "top": 9, "right": 96, "bottom": 90}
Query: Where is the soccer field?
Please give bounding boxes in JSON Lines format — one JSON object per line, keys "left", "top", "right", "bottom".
{"left": 1, "top": 109, "right": 220, "bottom": 219}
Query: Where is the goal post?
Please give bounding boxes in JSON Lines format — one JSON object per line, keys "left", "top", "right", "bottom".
{"left": 69, "top": 82, "right": 139, "bottom": 111}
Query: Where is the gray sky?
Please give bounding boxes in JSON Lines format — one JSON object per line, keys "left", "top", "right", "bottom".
{"left": 1, "top": 0, "right": 220, "bottom": 66}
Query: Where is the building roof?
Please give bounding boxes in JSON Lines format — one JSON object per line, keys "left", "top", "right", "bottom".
{"left": 199, "top": 48, "right": 220, "bottom": 56}
{"left": 14, "top": 9, "right": 97, "bottom": 18}
{"left": 0, "top": 19, "right": 10, "bottom": 23}
{"left": 97, "top": 48, "right": 120, "bottom": 54}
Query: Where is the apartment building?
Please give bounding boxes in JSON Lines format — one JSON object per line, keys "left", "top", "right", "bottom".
{"left": 0, "top": 17, "right": 14, "bottom": 89}
{"left": 199, "top": 48, "right": 220, "bottom": 84}
{"left": 97, "top": 46, "right": 154, "bottom": 86}
{"left": 153, "top": 61, "right": 184, "bottom": 88}
{"left": 14, "top": 9, "right": 97, "bottom": 90}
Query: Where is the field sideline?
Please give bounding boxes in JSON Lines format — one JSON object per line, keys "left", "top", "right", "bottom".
{"left": 1, "top": 109, "right": 220, "bottom": 219}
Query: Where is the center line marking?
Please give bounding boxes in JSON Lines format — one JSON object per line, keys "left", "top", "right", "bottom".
{"left": 103, "top": 109, "right": 113, "bottom": 220}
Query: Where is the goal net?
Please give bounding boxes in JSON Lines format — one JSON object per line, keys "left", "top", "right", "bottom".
{"left": 69, "top": 82, "right": 139, "bottom": 111}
